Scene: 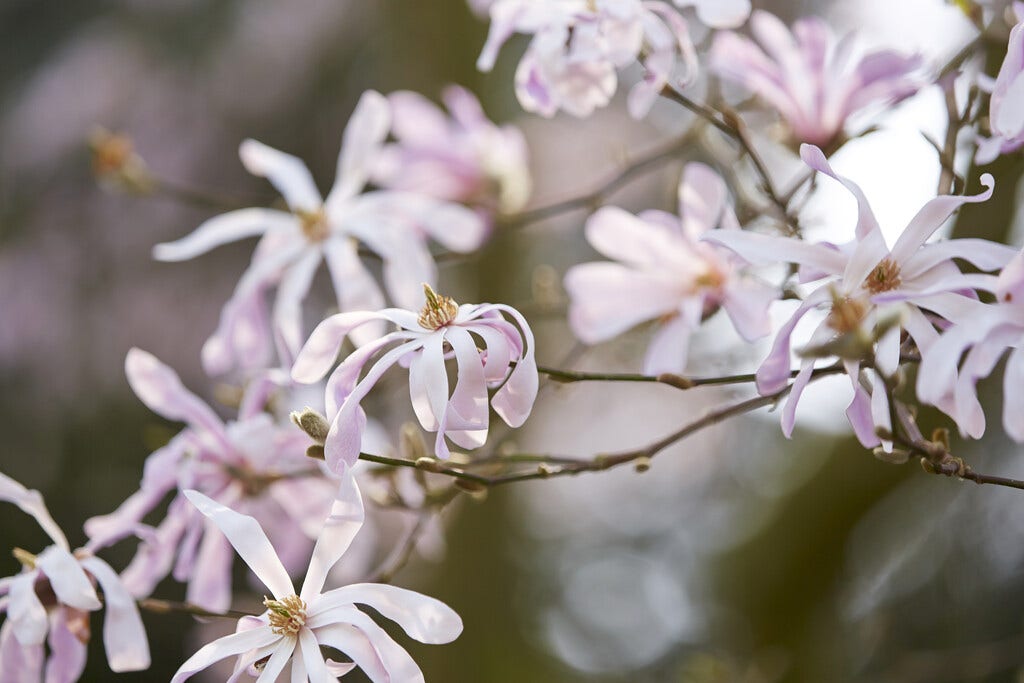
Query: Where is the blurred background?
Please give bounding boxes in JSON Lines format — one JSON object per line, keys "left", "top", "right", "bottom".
{"left": 3, "top": 0, "right": 1024, "bottom": 681}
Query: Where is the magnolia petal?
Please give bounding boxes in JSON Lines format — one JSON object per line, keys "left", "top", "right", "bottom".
{"left": 643, "top": 308, "right": 694, "bottom": 376}
{"left": 322, "top": 237, "right": 387, "bottom": 346}
{"left": 845, "top": 364, "right": 882, "bottom": 448}
{"left": 0, "top": 473, "right": 68, "bottom": 550}
{"left": 43, "top": 608, "right": 88, "bottom": 683}
{"left": 239, "top": 139, "right": 322, "bottom": 214}
{"left": 325, "top": 331, "right": 419, "bottom": 418}
{"left": 125, "top": 348, "right": 226, "bottom": 442}
{"left": 1004, "top": 347, "right": 1024, "bottom": 442}
{"left": 153, "top": 208, "right": 292, "bottom": 262}
{"left": 329, "top": 90, "right": 392, "bottom": 206}
{"left": 291, "top": 311, "right": 393, "bottom": 384}
{"left": 184, "top": 522, "right": 234, "bottom": 613}
{"left": 446, "top": 327, "right": 491, "bottom": 432}
{"left": 0, "top": 618, "right": 44, "bottom": 683}
{"left": 486, "top": 305, "right": 538, "bottom": 428}
{"left": 721, "top": 280, "right": 775, "bottom": 342}
{"left": 346, "top": 610, "right": 426, "bottom": 683}
{"left": 36, "top": 547, "right": 100, "bottom": 612}
{"left": 702, "top": 230, "right": 846, "bottom": 274}
{"left": 565, "top": 263, "right": 683, "bottom": 343}
{"left": 312, "top": 622, "right": 389, "bottom": 683}
{"left": 182, "top": 491, "right": 294, "bottom": 600}
{"left": 584, "top": 206, "right": 683, "bottom": 267}
{"left": 274, "top": 248, "right": 323, "bottom": 361}
{"left": 756, "top": 292, "right": 828, "bottom": 395}
{"left": 319, "top": 583, "right": 462, "bottom": 645}
{"left": 300, "top": 472, "right": 365, "bottom": 601}
{"left": 298, "top": 629, "right": 336, "bottom": 683}
{"left": 904, "top": 238, "right": 1018, "bottom": 280}
{"left": 8, "top": 573, "right": 47, "bottom": 647}
{"left": 171, "top": 626, "right": 280, "bottom": 683}
{"left": 800, "top": 144, "right": 883, "bottom": 241}
{"left": 889, "top": 175, "right": 995, "bottom": 265}
{"left": 79, "top": 556, "right": 150, "bottom": 672}
{"left": 253, "top": 638, "right": 295, "bottom": 683}
{"left": 678, "top": 163, "right": 728, "bottom": 238}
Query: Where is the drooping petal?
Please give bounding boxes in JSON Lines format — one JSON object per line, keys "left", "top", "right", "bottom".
{"left": 0, "top": 618, "right": 44, "bottom": 683}
{"left": 346, "top": 610, "right": 426, "bottom": 683}
{"left": 298, "top": 628, "right": 336, "bottom": 683}
{"left": 239, "top": 139, "right": 322, "bottom": 214}
{"left": 181, "top": 491, "right": 294, "bottom": 600}
{"left": 273, "top": 248, "right": 323, "bottom": 359}
{"left": 312, "top": 622, "right": 389, "bottom": 683}
{"left": 43, "top": 608, "right": 88, "bottom": 683}
{"left": 800, "top": 144, "right": 883, "bottom": 241}
{"left": 314, "top": 584, "right": 462, "bottom": 644}
{"left": 253, "top": 637, "right": 295, "bottom": 683}
{"left": 0, "top": 473, "right": 68, "bottom": 550}
{"left": 35, "top": 547, "right": 100, "bottom": 612}
{"left": 780, "top": 361, "right": 815, "bottom": 438}
{"left": 444, "top": 327, "right": 491, "bottom": 445}
{"left": 8, "top": 573, "right": 48, "bottom": 646}
{"left": 756, "top": 290, "right": 830, "bottom": 394}
{"left": 79, "top": 556, "right": 150, "bottom": 672}
{"left": 291, "top": 311, "right": 395, "bottom": 384}
{"left": 153, "top": 208, "right": 292, "bottom": 262}
{"left": 300, "top": 472, "right": 365, "bottom": 601}
{"left": 642, "top": 303, "right": 697, "bottom": 375}
{"left": 171, "top": 626, "right": 280, "bottom": 683}
{"left": 483, "top": 304, "right": 538, "bottom": 428}
{"left": 324, "top": 330, "right": 420, "bottom": 418}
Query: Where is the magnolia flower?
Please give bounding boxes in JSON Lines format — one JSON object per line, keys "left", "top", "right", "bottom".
{"left": 172, "top": 475, "right": 462, "bottom": 682}
{"left": 0, "top": 472, "right": 150, "bottom": 681}
{"left": 977, "top": 3, "right": 1024, "bottom": 163}
{"left": 292, "top": 287, "right": 538, "bottom": 471}
{"left": 153, "top": 90, "right": 488, "bottom": 374}
{"left": 705, "top": 145, "right": 1014, "bottom": 446}
{"left": 917, "top": 248, "right": 1024, "bottom": 440}
{"left": 372, "top": 85, "right": 532, "bottom": 214}
{"left": 84, "top": 349, "right": 337, "bottom": 612}
{"left": 476, "top": 0, "right": 749, "bottom": 119}
{"left": 710, "top": 11, "right": 923, "bottom": 147}
{"left": 564, "top": 162, "right": 774, "bottom": 374}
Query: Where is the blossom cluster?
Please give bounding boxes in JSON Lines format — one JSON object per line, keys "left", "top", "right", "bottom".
{"left": 5, "top": 0, "right": 1024, "bottom": 680}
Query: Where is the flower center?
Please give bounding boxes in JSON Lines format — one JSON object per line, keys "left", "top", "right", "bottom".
{"left": 295, "top": 208, "right": 330, "bottom": 243}
{"left": 264, "top": 595, "right": 307, "bottom": 636}
{"left": 863, "top": 257, "right": 902, "bottom": 295}
{"left": 827, "top": 296, "right": 868, "bottom": 335}
{"left": 418, "top": 284, "right": 459, "bottom": 330}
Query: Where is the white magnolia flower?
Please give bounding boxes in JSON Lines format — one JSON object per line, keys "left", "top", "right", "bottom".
{"left": 172, "top": 473, "right": 462, "bottom": 682}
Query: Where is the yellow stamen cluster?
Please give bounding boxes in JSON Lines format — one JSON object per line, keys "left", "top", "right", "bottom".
{"left": 827, "top": 296, "right": 868, "bottom": 334}
{"left": 863, "top": 257, "right": 902, "bottom": 295}
{"left": 296, "top": 208, "right": 330, "bottom": 243}
{"left": 418, "top": 284, "right": 459, "bottom": 330}
{"left": 264, "top": 595, "right": 307, "bottom": 636}
{"left": 12, "top": 547, "right": 36, "bottom": 569}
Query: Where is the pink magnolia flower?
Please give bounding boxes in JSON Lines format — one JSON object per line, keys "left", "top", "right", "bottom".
{"left": 710, "top": 11, "right": 924, "bottom": 147}
{"left": 564, "top": 162, "right": 775, "bottom": 374}
{"left": 977, "top": 3, "right": 1024, "bottom": 163}
{"left": 0, "top": 473, "right": 150, "bottom": 681}
{"left": 916, "top": 247, "right": 1024, "bottom": 440}
{"left": 705, "top": 145, "right": 1014, "bottom": 446}
{"left": 476, "top": 0, "right": 749, "bottom": 119}
{"left": 153, "top": 90, "right": 488, "bottom": 375}
{"left": 172, "top": 475, "right": 462, "bottom": 682}
{"left": 84, "top": 349, "right": 337, "bottom": 613}
{"left": 291, "top": 287, "right": 538, "bottom": 471}
{"left": 372, "top": 85, "right": 532, "bottom": 214}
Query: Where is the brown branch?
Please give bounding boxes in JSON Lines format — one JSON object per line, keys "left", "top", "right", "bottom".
{"left": 137, "top": 598, "right": 254, "bottom": 620}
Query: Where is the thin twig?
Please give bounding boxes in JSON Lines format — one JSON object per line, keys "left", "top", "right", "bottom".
{"left": 137, "top": 598, "right": 253, "bottom": 620}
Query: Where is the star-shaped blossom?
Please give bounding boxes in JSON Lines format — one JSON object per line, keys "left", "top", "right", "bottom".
{"left": 564, "top": 162, "right": 775, "bottom": 374}
{"left": 916, "top": 247, "right": 1024, "bottom": 440}
{"left": 977, "top": 3, "right": 1024, "bottom": 163}
{"left": 0, "top": 472, "right": 150, "bottom": 681}
{"left": 153, "top": 90, "right": 488, "bottom": 375}
{"left": 291, "top": 287, "right": 538, "bottom": 471}
{"left": 85, "top": 349, "right": 337, "bottom": 612}
{"left": 172, "top": 474, "right": 462, "bottom": 682}
{"left": 705, "top": 145, "right": 1015, "bottom": 446}
{"left": 372, "top": 85, "right": 532, "bottom": 215}
{"left": 710, "top": 11, "right": 924, "bottom": 147}
{"left": 477, "top": 0, "right": 749, "bottom": 119}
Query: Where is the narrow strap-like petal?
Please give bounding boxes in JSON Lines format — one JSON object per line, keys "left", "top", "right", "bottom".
{"left": 321, "top": 238, "right": 388, "bottom": 346}
{"left": 274, "top": 248, "right": 323, "bottom": 358}
{"left": 291, "top": 311, "right": 396, "bottom": 384}
{"left": 0, "top": 617, "right": 44, "bottom": 683}
{"left": 0, "top": 473, "right": 68, "bottom": 550}
{"left": 153, "top": 208, "right": 291, "bottom": 262}
{"left": 312, "top": 622, "right": 389, "bottom": 683}
{"left": 315, "top": 583, "right": 462, "bottom": 644}
{"left": 8, "top": 573, "right": 48, "bottom": 647}
{"left": 889, "top": 175, "right": 995, "bottom": 266}
{"left": 327, "top": 90, "right": 391, "bottom": 209}
{"left": 79, "top": 556, "right": 150, "bottom": 672}
{"left": 300, "top": 472, "right": 365, "bottom": 601}
{"left": 171, "top": 626, "right": 280, "bottom": 683}
{"left": 800, "top": 144, "right": 883, "bottom": 241}
{"left": 253, "top": 637, "right": 295, "bottom": 683}
{"left": 240, "top": 139, "right": 322, "bottom": 214}
{"left": 298, "top": 628, "right": 336, "bottom": 683}
{"left": 43, "top": 608, "right": 88, "bottom": 683}
{"left": 181, "top": 491, "right": 294, "bottom": 600}
{"left": 479, "top": 304, "right": 538, "bottom": 428}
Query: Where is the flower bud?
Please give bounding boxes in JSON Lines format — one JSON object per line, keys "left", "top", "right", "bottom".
{"left": 290, "top": 408, "right": 330, "bottom": 444}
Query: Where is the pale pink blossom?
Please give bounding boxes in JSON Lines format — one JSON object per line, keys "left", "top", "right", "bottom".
{"left": 710, "top": 11, "right": 924, "bottom": 147}
{"left": 84, "top": 349, "right": 338, "bottom": 613}
{"left": 916, "top": 247, "right": 1024, "bottom": 440}
{"left": 977, "top": 3, "right": 1024, "bottom": 163}
{"left": 373, "top": 85, "right": 532, "bottom": 214}
{"left": 705, "top": 145, "right": 1014, "bottom": 446}
{"left": 292, "top": 288, "right": 538, "bottom": 471}
{"left": 564, "top": 162, "right": 775, "bottom": 374}
{"left": 153, "top": 91, "right": 488, "bottom": 375}
{"left": 0, "top": 472, "right": 150, "bottom": 681}
{"left": 477, "top": 0, "right": 749, "bottom": 119}
{"left": 172, "top": 475, "right": 462, "bottom": 682}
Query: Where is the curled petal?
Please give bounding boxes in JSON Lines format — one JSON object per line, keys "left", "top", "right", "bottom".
{"left": 0, "top": 473, "right": 68, "bottom": 550}
{"left": 316, "top": 584, "right": 462, "bottom": 644}
{"left": 79, "top": 556, "right": 150, "bottom": 672}
{"left": 800, "top": 144, "right": 883, "bottom": 242}
{"left": 483, "top": 305, "right": 538, "bottom": 428}
{"left": 291, "top": 312, "right": 394, "bottom": 384}
{"left": 35, "top": 547, "right": 100, "bottom": 612}
{"left": 125, "top": 348, "right": 226, "bottom": 441}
